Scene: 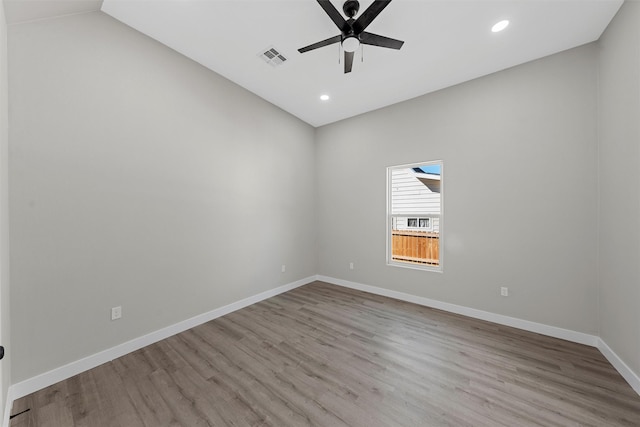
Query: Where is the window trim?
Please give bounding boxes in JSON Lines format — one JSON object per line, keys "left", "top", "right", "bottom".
{"left": 386, "top": 160, "right": 444, "bottom": 273}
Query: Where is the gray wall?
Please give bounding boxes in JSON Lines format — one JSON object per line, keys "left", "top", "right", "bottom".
{"left": 597, "top": 1, "right": 640, "bottom": 376}
{"left": 316, "top": 44, "right": 599, "bottom": 335}
{"left": 8, "top": 11, "right": 316, "bottom": 382}
{"left": 0, "top": 0, "right": 10, "bottom": 417}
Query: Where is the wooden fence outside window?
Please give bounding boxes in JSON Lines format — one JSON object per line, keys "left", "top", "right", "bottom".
{"left": 391, "top": 230, "right": 439, "bottom": 265}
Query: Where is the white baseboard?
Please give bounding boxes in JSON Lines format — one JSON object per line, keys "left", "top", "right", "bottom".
{"left": 317, "top": 275, "right": 599, "bottom": 346}
{"left": 3, "top": 275, "right": 316, "bottom": 427}
{"left": 597, "top": 338, "right": 640, "bottom": 396}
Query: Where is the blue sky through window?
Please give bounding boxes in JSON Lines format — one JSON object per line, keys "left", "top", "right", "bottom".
{"left": 419, "top": 164, "right": 441, "bottom": 175}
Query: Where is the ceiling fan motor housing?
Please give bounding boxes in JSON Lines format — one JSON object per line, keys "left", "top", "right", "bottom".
{"left": 341, "top": 17, "right": 360, "bottom": 52}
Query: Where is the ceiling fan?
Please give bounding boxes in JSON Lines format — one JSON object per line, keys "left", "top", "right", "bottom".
{"left": 298, "top": 0, "right": 404, "bottom": 74}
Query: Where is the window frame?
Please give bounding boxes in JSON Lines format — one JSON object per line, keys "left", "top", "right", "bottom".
{"left": 386, "top": 160, "right": 444, "bottom": 273}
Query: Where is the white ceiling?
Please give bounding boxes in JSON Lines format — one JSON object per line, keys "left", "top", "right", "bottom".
{"left": 6, "top": 0, "right": 623, "bottom": 127}
{"left": 4, "top": 0, "right": 103, "bottom": 24}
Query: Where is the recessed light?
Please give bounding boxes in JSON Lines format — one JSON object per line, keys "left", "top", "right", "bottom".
{"left": 492, "top": 20, "right": 509, "bottom": 33}
{"left": 320, "top": 94, "right": 330, "bottom": 101}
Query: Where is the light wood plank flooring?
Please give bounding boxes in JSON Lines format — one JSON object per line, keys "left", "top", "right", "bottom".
{"left": 10, "top": 281, "right": 640, "bottom": 426}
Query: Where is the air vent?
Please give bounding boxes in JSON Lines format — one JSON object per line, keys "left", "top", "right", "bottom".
{"left": 258, "top": 46, "right": 288, "bottom": 67}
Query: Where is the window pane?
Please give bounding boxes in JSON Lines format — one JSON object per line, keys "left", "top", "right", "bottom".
{"left": 389, "top": 162, "right": 442, "bottom": 270}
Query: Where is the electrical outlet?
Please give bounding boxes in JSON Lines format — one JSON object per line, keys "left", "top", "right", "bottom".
{"left": 281, "top": 265, "right": 286, "bottom": 273}
{"left": 500, "top": 287, "right": 509, "bottom": 297}
{"left": 349, "top": 262, "right": 354, "bottom": 270}
{"left": 111, "top": 306, "right": 122, "bottom": 320}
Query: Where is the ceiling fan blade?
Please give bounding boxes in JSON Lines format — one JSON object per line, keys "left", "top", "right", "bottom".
{"left": 352, "top": 0, "right": 392, "bottom": 34}
{"left": 317, "top": 0, "right": 349, "bottom": 33}
{"left": 360, "top": 31, "right": 404, "bottom": 50}
{"left": 344, "top": 51, "right": 354, "bottom": 73}
{"left": 299, "top": 35, "right": 342, "bottom": 53}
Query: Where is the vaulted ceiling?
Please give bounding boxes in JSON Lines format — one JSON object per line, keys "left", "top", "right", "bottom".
{"left": 5, "top": 0, "right": 623, "bottom": 127}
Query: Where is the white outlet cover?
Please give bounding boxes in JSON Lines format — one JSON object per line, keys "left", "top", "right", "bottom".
{"left": 111, "top": 306, "right": 122, "bottom": 320}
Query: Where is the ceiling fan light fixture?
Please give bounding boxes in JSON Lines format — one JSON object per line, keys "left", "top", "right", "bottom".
{"left": 342, "top": 36, "right": 360, "bottom": 53}
{"left": 320, "top": 94, "right": 330, "bottom": 101}
{"left": 492, "top": 19, "right": 510, "bottom": 33}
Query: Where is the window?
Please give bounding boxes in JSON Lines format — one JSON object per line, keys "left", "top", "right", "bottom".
{"left": 406, "top": 217, "right": 431, "bottom": 230}
{"left": 387, "top": 161, "right": 443, "bottom": 271}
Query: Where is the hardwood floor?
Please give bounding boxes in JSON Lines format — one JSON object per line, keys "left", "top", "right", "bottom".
{"left": 10, "top": 281, "right": 640, "bottom": 426}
